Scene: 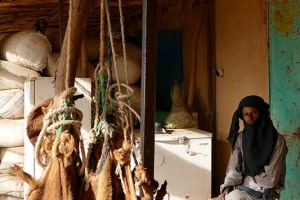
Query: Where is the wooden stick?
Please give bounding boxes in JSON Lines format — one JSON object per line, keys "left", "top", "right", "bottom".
{"left": 54, "top": 0, "right": 96, "bottom": 108}
{"left": 81, "top": 35, "right": 88, "bottom": 77}
{"left": 124, "top": 163, "right": 138, "bottom": 200}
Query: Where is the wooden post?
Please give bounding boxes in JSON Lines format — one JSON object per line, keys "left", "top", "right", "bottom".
{"left": 81, "top": 36, "right": 88, "bottom": 77}
{"left": 140, "top": 0, "right": 157, "bottom": 180}
{"left": 54, "top": 0, "right": 96, "bottom": 107}
{"left": 58, "top": 0, "right": 66, "bottom": 49}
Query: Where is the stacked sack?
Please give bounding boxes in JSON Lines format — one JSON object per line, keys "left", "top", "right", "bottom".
{"left": 0, "top": 31, "right": 51, "bottom": 199}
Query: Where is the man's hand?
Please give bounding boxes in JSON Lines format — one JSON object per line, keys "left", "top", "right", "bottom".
{"left": 217, "top": 192, "right": 226, "bottom": 200}
{"left": 216, "top": 186, "right": 233, "bottom": 200}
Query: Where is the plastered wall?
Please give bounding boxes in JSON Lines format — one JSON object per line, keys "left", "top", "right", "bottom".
{"left": 213, "top": 0, "right": 269, "bottom": 195}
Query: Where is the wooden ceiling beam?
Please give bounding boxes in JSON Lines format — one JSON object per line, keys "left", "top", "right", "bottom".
{"left": 0, "top": 0, "right": 172, "bottom": 38}
{"left": 0, "top": 0, "right": 172, "bottom": 7}
{"left": 0, "top": 0, "right": 143, "bottom": 7}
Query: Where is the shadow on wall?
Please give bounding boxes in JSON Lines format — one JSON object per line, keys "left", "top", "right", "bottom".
{"left": 212, "top": 139, "right": 231, "bottom": 197}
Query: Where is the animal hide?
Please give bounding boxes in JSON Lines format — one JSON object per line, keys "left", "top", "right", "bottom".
{"left": 11, "top": 87, "right": 86, "bottom": 200}
{"left": 26, "top": 94, "right": 84, "bottom": 145}
{"left": 8, "top": 159, "right": 81, "bottom": 200}
{"left": 80, "top": 149, "right": 113, "bottom": 200}
{"left": 26, "top": 97, "right": 53, "bottom": 144}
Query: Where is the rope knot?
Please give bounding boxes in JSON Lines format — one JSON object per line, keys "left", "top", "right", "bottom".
{"left": 113, "top": 140, "right": 132, "bottom": 165}
{"left": 34, "top": 87, "right": 86, "bottom": 176}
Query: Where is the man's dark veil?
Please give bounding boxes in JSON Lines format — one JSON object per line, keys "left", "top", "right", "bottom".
{"left": 227, "top": 95, "right": 278, "bottom": 176}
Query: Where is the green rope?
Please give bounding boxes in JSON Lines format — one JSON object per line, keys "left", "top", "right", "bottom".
{"left": 55, "top": 99, "right": 72, "bottom": 139}
{"left": 98, "top": 70, "right": 107, "bottom": 120}
{"left": 96, "top": 0, "right": 114, "bottom": 130}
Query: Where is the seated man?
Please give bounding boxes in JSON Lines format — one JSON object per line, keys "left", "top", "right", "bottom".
{"left": 218, "top": 95, "right": 288, "bottom": 200}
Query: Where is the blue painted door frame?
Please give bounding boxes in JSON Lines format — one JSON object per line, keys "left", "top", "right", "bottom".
{"left": 269, "top": 1, "right": 300, "bottom": 199}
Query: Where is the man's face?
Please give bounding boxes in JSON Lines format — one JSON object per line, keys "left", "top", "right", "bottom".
{"left": 242, "top": 107, "right": 260, "bottom": 125}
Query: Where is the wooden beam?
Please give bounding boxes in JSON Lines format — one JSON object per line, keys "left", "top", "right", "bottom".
{"left": 58, "top": 0, "right": 66, "bottom": 48}
{"left": 0, "top": 0, "right": 142, "bottom": 7}
{"left": 54, "top": 0, "right": 96, "bottom": 107}
{"left": 140, "top": 0, "right": 157, "bottom": 179}
{"left": 0, "top": 0, "right": 171, "bottom": 7}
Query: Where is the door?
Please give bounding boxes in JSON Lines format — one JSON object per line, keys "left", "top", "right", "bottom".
{"left": 269, "top": 1, "right": 300, "bottom": 199}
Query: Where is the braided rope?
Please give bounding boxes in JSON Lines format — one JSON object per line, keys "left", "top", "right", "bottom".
{"left": 85, "top": 127, "right": 98, "bottom": 174}
{"left": 86, "top": 0, "right": 109, "bottom": 174}
{"left": 105, "top": 0, "right": 120, "bottom": 90}
{"left": 107, "top": 83, "right": 141, "bottom": 122}
{"left": 103, "top": 3, "right": 141, "bottom": 198}
{"left": 34, "top": 90, "right": 86, "bottom": 176}
{"left": 96, "top": 120, "right": 113, "bottom": 174}
{"left": 81, "top": 0, "right": 146, "bottom": 199}
{"left": 65, "top": 0, "right": 74, "bottom": 89}
{"left": 118, "top": 0, "right": 136, "bottom": 145}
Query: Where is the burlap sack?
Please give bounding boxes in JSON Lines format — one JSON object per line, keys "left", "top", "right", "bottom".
{"left": 0, "top": 60, "right": 40, "bottom": 90}
{"left": 0, "top": 119, "right": 24, "bottom": 147}
{"left": 46, "top": 33, "right": 142, "bottom": 63}
{"left": 118, "top": 84, "right": 141, "bottom": 114}
{"left": 0, "top": 31, "right": 52, "bottom": 71}
{"left": 0, "top": 146, "right": 24, "bottom": 163}
{"left": 86, "top": 36, "right": 142, "bottom": 62}
{"left": 0, "top": 164, "right": 24, "bottom": 199}
{"left": 0, "top": 89, "right": 24, "bottom": 119}
{"left": 111, "top": 54, "right": 141, "bottom": 84}
{"left": 46, "top": 52, "right": 95, "bottom": 80}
